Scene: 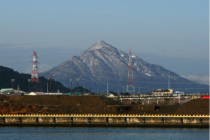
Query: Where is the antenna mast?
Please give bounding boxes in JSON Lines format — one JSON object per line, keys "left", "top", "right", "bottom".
{"left": 126, "top": 48, "right": 135, "bottom": 94}
{"left": 31, "top": 51, "right": 39, "bottom": 83}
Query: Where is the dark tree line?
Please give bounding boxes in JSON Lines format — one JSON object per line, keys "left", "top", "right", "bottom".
{"left": 0, "top": 66, "right": 75, "bottom": 93}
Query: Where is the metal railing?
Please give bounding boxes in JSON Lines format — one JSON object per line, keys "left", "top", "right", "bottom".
{"left": 0, "top": 114, "right": 209, "bottom": 118}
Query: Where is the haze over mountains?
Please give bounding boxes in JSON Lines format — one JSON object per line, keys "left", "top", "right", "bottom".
{"left": 40, "top": 41, "right": 209, "bottom": 93}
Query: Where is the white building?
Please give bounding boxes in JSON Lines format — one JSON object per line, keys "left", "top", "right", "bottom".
{"left": 45, "top": 93, "right": 63, "bottom": 95}
{"left": 27, "top": 92, "right": 46, "bottom": 96}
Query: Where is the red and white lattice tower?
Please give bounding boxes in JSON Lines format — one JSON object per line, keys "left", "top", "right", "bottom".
{"left": 31, "top": 51, "right": 39, "bottom": 83}
{"left": 126, "top": 48, "right": 135, "bottom": 94}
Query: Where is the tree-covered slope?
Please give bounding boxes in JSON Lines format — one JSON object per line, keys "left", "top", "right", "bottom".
{"left": 0, "top": 66, "right": 71, "bottom": 93}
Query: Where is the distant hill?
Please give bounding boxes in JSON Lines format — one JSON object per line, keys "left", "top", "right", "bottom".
{"left": 40, "top": 40, "right": 209, "bottom": 93}
{"left": 0, "top": 66, "right": 72, "bottom": 93}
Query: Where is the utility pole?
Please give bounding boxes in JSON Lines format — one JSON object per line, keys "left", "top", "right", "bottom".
{"left": 76, "top": 78, "right": 79, "bottom": 92}
{"left": 11, "top": 79, "right": 15, "bottom": 89}
{"left": 107, "top": 81, "right": 108, "bottom": 94}
{"left": 28, "top": 79, "right": 31, "bottom": 93}
{"left": 70, "top": 79, "right": 72, "bottom": 93}
{"left": 57, "top": 87, "right": 60, "bottom": 93}
{"left": 138, "top": 87, "right": 141, "bottom": 104}
{"left": 17, "top": 84, "right": 19, "bottom": 95}
{"left": 122, "top": 87, "right": 124, "bottom": 97}
{"left": 47, "top": 82, "right": 48, "bottom": 94}
{"left": 168, "top": 74, "right": 170, "bottom": 89}
{"left": 138, "top": 87, "right": 141, "bottom": 97}
{"left": 49, "top": 77, "right": 52, "bottom": 93}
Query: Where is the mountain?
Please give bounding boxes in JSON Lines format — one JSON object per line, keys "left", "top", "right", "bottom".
{"left": 40, "top": 41, "right": 209, "bottom": 93}
{"left": 0, "top": 66, "right": 72, "bottom": 93}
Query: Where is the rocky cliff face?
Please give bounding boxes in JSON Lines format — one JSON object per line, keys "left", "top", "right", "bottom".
{"left": 40, "top": 41, "right": 209, "bottom": 93}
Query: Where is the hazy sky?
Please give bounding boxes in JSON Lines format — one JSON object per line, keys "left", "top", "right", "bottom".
{"left": 0, "top": 0, "right": 209, "bottom": 83}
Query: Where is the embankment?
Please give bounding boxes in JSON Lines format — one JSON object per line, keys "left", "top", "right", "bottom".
{"left": 0, "top": 114, "right": 208, "bottom": 128}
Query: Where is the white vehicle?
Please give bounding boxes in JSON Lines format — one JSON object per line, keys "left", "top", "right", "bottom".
{"left": 173, "top": 91, "right": 184, "bottom": 96}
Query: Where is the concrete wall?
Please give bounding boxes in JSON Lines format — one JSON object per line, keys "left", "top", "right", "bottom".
{"left": 5, "top": 117, "right": 20, "bottom": 124}
{"left": 127, "top": 117, "right": 143, "bottom": 125}
{"left": 22, "top": 117, "right": 37, "bottom": 124}
{"left": 38, "top": 117, "right": 54, "bottom": 124}
{"left": 0, "top": 116, "right": 208, "bottom": 128}
{"left": 73, "top": 117, "right": 89, "bottom": 125}
{"left": 109, "top": 117, "right": 125, "bottom": 125}
{"left": 164, "top": 117, "right": 181, "bottom": 125}
{"left": 144, "top": 117, "right": 163, "bottom": 125}
{"left": 91, "top": 117, "right": 106, "bottom": 125}
{"left": 56, "top": 117, "right": 71, "bottom": 124}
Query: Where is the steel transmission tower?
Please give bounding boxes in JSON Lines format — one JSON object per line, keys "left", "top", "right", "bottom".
{"left": 126, "top": 48, "right": 135, "bottom": 94}
{"left": 31, "top": 51, "right": 39, "bottom": 83}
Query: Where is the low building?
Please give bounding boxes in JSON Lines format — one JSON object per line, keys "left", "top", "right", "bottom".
{"left": 13, "top": 90, "right": 26, "bottom": 95}
{"left": 63, "top": 93, "right": 72, "bottom": 95}
{"left": 74, "top": 92, "right": 82, "bottom": 96}
{"left": 45, "top": 93, "right": 63, "bottom": 95}
{"left": 1, "top": 88, "right": 26, "bottom": 95}
{"left": 1, "top": 88, "right": 13, "bottom": 95}
{"left": 106, "top": 93, "right": 115, "bottom": 98}
{"left": 150, "top": 89, "right": 173, "bottom": 96}
{"left": 83, "top": 93, "right": 91, "bottom": 96}
{"left": 28, "top": 92, "right": 46, "bottom": 96}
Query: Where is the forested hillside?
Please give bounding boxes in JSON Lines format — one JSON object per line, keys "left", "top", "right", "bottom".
{"left": 0, "top": 66, "right": 71, "bottom": 93}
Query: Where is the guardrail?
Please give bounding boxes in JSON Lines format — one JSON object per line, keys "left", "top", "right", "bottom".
{"left": 0, "top": 113, "right": 208, "bottom": 128}
{"left": 0, "top": 114, "right": 209, "bottom": 117}
{"left": 116, "top": 93, "right": 209, "bottom": 98}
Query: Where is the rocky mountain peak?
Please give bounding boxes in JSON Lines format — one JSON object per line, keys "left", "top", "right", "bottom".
{"left": 87, "top": 40, "right": 114, "bottom": 51}
{"left": 40, "top": 41, "right": 209, "bottom": 93}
